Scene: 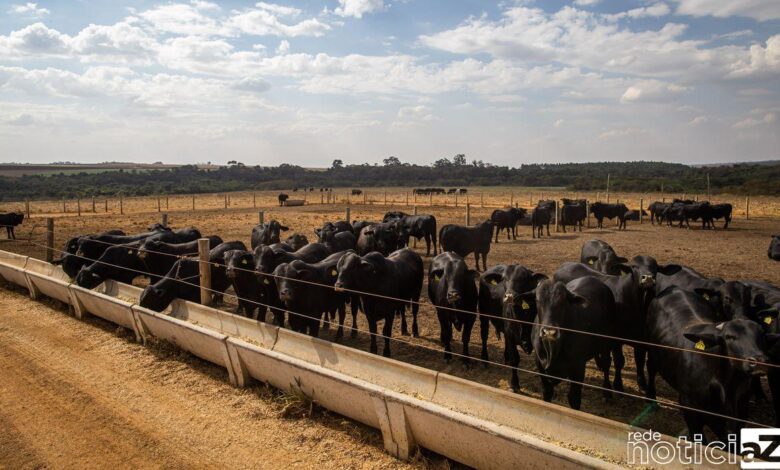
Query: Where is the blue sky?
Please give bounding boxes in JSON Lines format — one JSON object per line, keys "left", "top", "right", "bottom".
{"left": 1, "top": 0, "right": 778, "bottom": 167}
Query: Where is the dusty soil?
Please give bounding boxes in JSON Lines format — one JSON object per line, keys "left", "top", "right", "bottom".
{"left": 2, "top": 192, "right": 779, "bottom": 466}
{"left": 0, "top": 285, "right": 454, "bottom": 469}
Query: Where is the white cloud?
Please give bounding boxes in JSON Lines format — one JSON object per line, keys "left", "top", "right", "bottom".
{"left": 673, "top": 0, "right": 780, "bottom": 21}
{"left": 688, "top": 115, "right": 708, "bottom": 125}
{"left": 620, "top": 80, "right": 689, "bottom": 103}
{"left": 138, "top": 3, "right": 226, "bottom": 36}
{"left": 9, "top": 2, "right": 49, "bottom": 17}
{"left": 0, "top": 23, "right": 70, "bottom": 57}
{"left": 228, "top": 7, "right": 330, "bottom": 37}
{"left": 726, "top": 35, "right": 780, "bottom": 79}
{"left": 607, "top": 3, "right": 671, "bottom": 21}
{"left": 255, "top": 2, "right": 302, "bottom": 17}
{"left": 276, "top": 40, "right": 291, "bottom": 55}
{"left": 598, "top": 127, "right": 647, "bottom": 140}
{"left": 573, "top": 0, "right": 600, "bottom": 6}
{"left": 554, "top": 118, "right": 564, "bottom": 127}
{"left": 335, "top": 0, "right": 385, "bottom": 18}
{"left": 734, "top": 111, "right": 778, "bottom": 129}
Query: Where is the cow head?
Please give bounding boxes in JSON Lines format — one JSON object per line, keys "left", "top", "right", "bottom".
{"left": 531, "top": 279, "right": 587, "bottom": 370}
{"left": 629, "top": 256, "right": 682, "bottom": 290}
{"left": 334, "top": 252, "right": 377, "bottom": 292}
{"left": 683, "top": 319, "right": 777, "bottom": 376}
{"left": 75, "top": 266, "right": 104, "bottom": 289}
{"left": 139, "top": 284, "right": 172, "bottom": 312}
{"left": 224, "top": 249, "right": 254, "bottom": 280}
{"left": 429, "top": 254, "right": 478, "bottom": 310}
{"left": 285, "top": 233, "right": 309, "bottom": 251}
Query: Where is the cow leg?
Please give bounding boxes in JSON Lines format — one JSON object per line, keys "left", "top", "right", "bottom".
{"left": 506, "top": 228, "right": 510, "bottom": 241}
{"left": 634, "top": 346, "right": 648, "bottom": 390}
{"left": 769, "top": 368, "right": 780, "bottom": 426}
{"left": 335, "top": 303, "right": 346, "bottom": 341}
{"left": 272, "top": 308, "right": 285, "bottom": 327}
{"left": 367, "top": 316, "right": 379, "bottom": 355}
{"left": 411, "top": 299, "right": 419, "bottom": 337}
{"left": 461, "top": 317, "right": 474, "bottom": 367}
{"left": 309, "top": 318, "right": 320, "bottom": 338}
{"left": 479, "top": 316, "right": 490, "bottom": 364}
{"left": 568, "top": 365, "right": 586, "bottom": 410}
{"left": 350, "top": 296, "right": 360, "bottom": 338}
{"left": 750, "top": 375, "right": 767, "bottom": 402}
{"left": 437, "top": 310, "right": 453, "bottom": 362}
{"left": 546, "top": 223, "right": 550, "bottom": 236}
{"left": 481, "top": 252, "right": 488, "bottom": 272}
{"left": 681, "top": 409, "right": 706, "bottom": 441}
{"left": 505, "top": 341, "right": 521, "bottom": 392}
{"left": 561, "top": 223, "right": 566, "bottom": 234}
{"left": 645, "top": 353, "right": 658, "bottom": 400}
{"left": 432, "top": 231, "right": 438, "bottom": 256}
{"left": 381, "top": 313, "right": 393, "bottom": 357}
{"left": 399, "top": 306, "right": 409, "bottom": 336}
{"left": 606, "top": 346, "right": 620, "bottom": 394}
{"left": 494, "top": 228, "right": 499, "bottom": 243}
{"left": 540, "top": 374, "right": 555, "bottom": 402}
{"left": 424, "top": 234, "right": 431, "bottom": 256}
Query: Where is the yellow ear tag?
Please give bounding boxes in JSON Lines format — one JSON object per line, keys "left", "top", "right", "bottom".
{"left": 434, "top": 275, "right": 440, "bottom": 281}
{"left": 695, "top": 340, "right": 705, "bottom": 351}
{"left": 263, "top": 279, "right": 270, "bottom": 285}
{"left": 765, "top": 316, "right": 773, "bottom": 325}
{"left": 621, "top": 271, "right": 629, "bottom": 277}
{"left": 521, "top": 300, "right": 530, "bottom": 310}
{"left": 241, "top": 259, "right": 248, "bottom": 265}
{"left": 702, "top": 293, "right": 710, "bottom": 300}
{"left": 587, "top": 259, "right": 594, "bottom": 265}
{"left": 490, "top": 279, "right": 497, "bottom": 285}
{"left": 331, "top": 269, "right": 337, "bottom": 276}
{"left": 128, "top": 249, "right": 133, "bottom": 255}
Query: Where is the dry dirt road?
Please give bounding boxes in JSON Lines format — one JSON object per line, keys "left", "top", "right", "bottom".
{"left": 0, "top": 285, "right": 439, "bottom": 470}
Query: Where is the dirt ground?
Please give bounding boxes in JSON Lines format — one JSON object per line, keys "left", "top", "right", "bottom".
{"left": 0, "top": 285, "right": 445, "bottom": 470}
{"left": 2, "top": 191, "right": 780, "bottom": 466}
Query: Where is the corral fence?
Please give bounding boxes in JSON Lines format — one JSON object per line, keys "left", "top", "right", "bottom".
{"left": 1, "top": 187, "right": 775, "bottom": 220}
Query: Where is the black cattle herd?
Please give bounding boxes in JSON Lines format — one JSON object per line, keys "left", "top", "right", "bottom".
{"left": 1, "top": 197, "right": 779, "bottom": 438}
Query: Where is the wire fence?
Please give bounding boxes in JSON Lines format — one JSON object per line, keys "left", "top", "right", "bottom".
{"left": 1, "top": 222, "right": 779, "bottom": 432}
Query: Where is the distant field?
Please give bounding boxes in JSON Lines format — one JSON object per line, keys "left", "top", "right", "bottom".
{"left": 0, "top": 163, "right": 215, "bottom": 178}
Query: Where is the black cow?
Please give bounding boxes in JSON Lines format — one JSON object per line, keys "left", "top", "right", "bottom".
{"left": 319, "top": 227, "right": 356, "bottom": 253}
{"left": 663, "top": 201, "right": 713, "bottom": 230}
{"left": 315, "top": 220, "right": 353, "bottom": 239}
{"left": 278, "top": 193, "right": 289, "bottom": 206}
{"left": 769, "top": 235, "right": 780, "bottom": 261}
{"left": 224, "top": 249, "right": 262, "bottom": 318}
{"left": 254, "top": 243, "right": 331, "bottom": 326}
{"left": 274, "top": 251, "right": 356, "bottom": 339}
{"left": 531, "top": 206, "right": 552, "bottom": 238}
{"left": 53, "top": 230, "right": 125, "bottom": 269}
{"left": 624, "top": 209, "right": 648, "bottom": 221}
{"left": 523, "top": 277, "right": 617, "bottom": 409}
{"left": 490, "top": 208, "right": 526, "bottom": 242}
{"left": 351, "top": 189, "right": 362, "bottom": 196}
{"left": 138, "top": 236, "right": 223, "bottom": 285}
{"left": 138, "top": 241, "right": 245, "bottom": 312}
{"left": 250, "top": 220, "right": 289, "bottom": 249}
{"left": 560, "top": 199, "right": 586, "bottom": 233}
{"left": 645, "top": 286, "right": 776, "bottom": 439}
{"left": 709, "top": 203, "right": 733, "bottom": 229}
{"left": 656, "top": 264, "right": 725, "bottom": 296}
{"left": 580, "top": 240, "right": 626, "bottom": 274}
{"left": 590, "top": 202, "right": 629, "bottom": 230}
{"left": 478, "top": 264, "right": 547, "bottom": 391}
{"left": 439, "top": 220, "right": 492, "bottom": 271}
{"left": 351, "top": 220, "right": 375, "bottom": 235}
{"left": 356, "top": 221, "right": 402, "bottom": 256}
{"left": 63, "top": 229, "right": 168, "bottom": 278}
{"left": 383, "top": 211, "right": 438, "bottom": 256}
{"left": 428, "top": 252, "right": 479, "bottom": 363}
{"left": 648, "top": 201, "right": 669, "bottom": 225}
{"left": 284, "top": 233, "right": 309, "bottom": 251}
{"left": 0, "top": 212, "right": 24, "bottom": 239}
{"left": 75, "top": 228, "right": 202, "bottom": 288}
{"left": 335, "top": 249, "right": 423, "bottom": 354}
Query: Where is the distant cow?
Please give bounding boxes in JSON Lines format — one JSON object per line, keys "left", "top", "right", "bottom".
{"left": 351, "top": 189, "right": 362, "bottom": 196}
{"left": 560, "top": 199, "right": 586, "bottom": 233}
{"left": 490, "top": 207, "right": 526, "bottom": 242}
{"left": 315, "top": 220, "right": 352, "bottom": 239}
{"left": 278, "top": 193, "right": 289, "bottom": 206}
{"left": 648, "top": 201, "right": 669, "bottom": 225}
{"left": 524, "top": 277, "right": 617, "bottom": 410}
{"left": 531, "top": 200, "right": 555, "bottom": 238}
{"left": 335, "top": 249, "right": 424, "bottom": 355}
{"left": 439, "top": 221, "right": 493, "bottom": 271}
{"left": 624, "top": 209, "right": 648, "bottom": 221}
{"left": 709, "top": 203, "right": 733, "bottom": 229}
{"left": 663, "top": 201, "right": 713, "bottom": 229}
{"left": 250, "top": 220, "right": 289, "bottom": 249}
{"left": 428, "top": 252, "right": 479, "bottom": 363}
{"left": 0, "top": 212, "right": 24, "bottom": 239}
{"left": 590, "top": 202, "right": 629, "bottom": 230}
{"left": 769, "top": 235, "right": 780, "bottom": 261}
{"left": 383, "top": 211, "right": 438, "bottom": 256}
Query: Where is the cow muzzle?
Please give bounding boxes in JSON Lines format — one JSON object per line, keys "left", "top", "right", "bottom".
{"left": 447, "top": 291, "right": 461, "bottom": 303}
{"left": 639, "top": 275, "right": 655, "bottom": 288}
{"left": 333, "top": 282, "right": 345, "bottom": 292}
{"left": 503, "top": 292, "right": 515, "bottom": 304}
{"left": 540, "top": 327, "right": 559, "bottom": 340}
{"left": 747, "top": 356, "right": 769, "bottom": 376}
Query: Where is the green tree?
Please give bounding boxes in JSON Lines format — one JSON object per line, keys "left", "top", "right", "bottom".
{"left": 331, "top": 159, "right": 344, "bottom": 169}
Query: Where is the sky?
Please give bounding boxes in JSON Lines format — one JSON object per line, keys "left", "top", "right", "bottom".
{"left": 1, "top": 0, "right": 779, "bottom": 167}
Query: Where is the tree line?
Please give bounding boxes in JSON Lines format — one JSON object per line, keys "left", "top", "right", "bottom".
{"left": 1, "top": 159, "right": 778, "bottom": 201}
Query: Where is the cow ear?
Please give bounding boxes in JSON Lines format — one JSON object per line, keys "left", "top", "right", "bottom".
{"left": 683, "top": 323, "right": 722, "bottom": 349}
{"left": 565, "top": 290, "right": 588, "bottom": 307}
{"left": 757, "top": 307, "right": 779, "bottom": 327}
{"left": 658, "top": 264, "right": 682, "bottom": 276}
{"left": 482, "top": 272, "right": 503, "bottom": 287}
{"left": 430, "top": 269, "right": 444, "bottom": 282}
{"left": 518, "top": 291, "right": 536, "bottom": 311}
{"left": 531, "top": 273, "right": 548, "bottom": 286}
{"left": 608, "top": 264, "right": 633, "bottom": 277}
{"left": 584, "top": 256, "right": 598, "bottom": 266}
{"left": 314, "top": 228, "right": 321, "bottom": 236}
{"left": 694, "top": 288, "right": 720, "bottom": 302}
{"left": 360, "top": 260, "right": 374, "bottom": 272}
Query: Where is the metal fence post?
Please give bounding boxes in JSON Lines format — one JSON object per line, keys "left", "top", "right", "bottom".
{"left": 45, "top": 218, "right": 54, "bottom": 263}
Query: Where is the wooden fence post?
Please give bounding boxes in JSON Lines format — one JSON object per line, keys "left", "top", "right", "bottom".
{"left": 466, "top": 203, "right": 471, "bottom": 225}
{"left": 586, "top": 201, "right": 591, "bottom": 228}
{"left": 384, "top": 191, "right": 387, "bottom": 205}
{"left": 429, "top": 192, "right": 433, "bottom": 206}
{"left": 258, "top": 211, "right": 264, "bottom": 225}
{"left": 25, "top": 199, "right": 30, "bottom": 218}
{"left": 746, "top": 196, "right": 750, "bottom": 220}
{"left": 480, "top": 192, "right": 484, "bottom": 208}
{"left": 45, "top": 218, "right": 54, "bottom": 263}
{"left": 363, "top": 192, "right": 366, "bottom": 205}
{"left": 198, "top": 238, "right": 212, "bottom": 307}
{"left": 224, "top": 194, "right": 228, "bottom": 209}
{"left": 406, "top": 192, "right": 409, "bottom": 206}
{"left": 510, "top": 193, "right": 513, "bottom": 208}
{"left": 640, "top": 198, "right": 644, "bottom": 224}
{"left": 104, "top": 199, "right": 108, "bottom": 213}
{"left": 161, "top": 213, "right": 168, "bottom": 227}
{"left": 119, "top": 196, "right": 123, "bottom": 215}
{"left": 455, "top": 193, "right": 458, "bottom": 208}
{"left": 157, "top": 196, "right": 161, "bottom": 212}
{"left": 62, "top": 197, "right": 66, "bottom": 213}
{"left": 413, "top": 206, "right": 418, "bottom": 247}
{"left": 92, "top": 196, "right": 96, "bottom": 213}
{"left": 77, "top": 198, "right": 81, "bottom": 217}
{"left": 345, "top": 207, "right": 351, "bottom": 222}
{"left": 166, "top": 196, "right": 169, "bottom": 209}
{"left": 192, "top": 195, "right": 196, "bottom": 210}
{"left": 554, "top": 200, "right": 559, "bottom": 233}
